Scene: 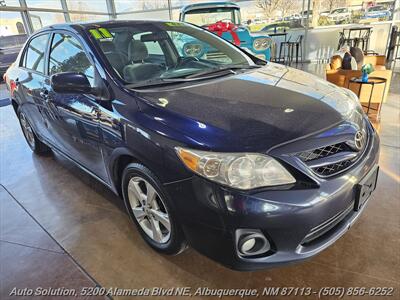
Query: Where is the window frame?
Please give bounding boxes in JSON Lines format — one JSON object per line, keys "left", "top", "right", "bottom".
{"left": 47, "top": 30, "right": 96, "bottom": 82}
{"left": 19, "top": 32, "right": 51, "bottom": 76}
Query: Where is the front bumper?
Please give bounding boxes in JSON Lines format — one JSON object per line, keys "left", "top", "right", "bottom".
{"left": 164, "top": 128, "right": 380, "bottom": 271}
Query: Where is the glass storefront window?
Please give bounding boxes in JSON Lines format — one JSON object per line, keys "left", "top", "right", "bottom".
{"left": 30, "top": 12, "right": 65, "bottom": 31}
{"left": 114, "top": 0, "right": 168, "bottom": 13}
{"left": 0, "top": 11, "right": 26, "bottom": 36}
{"left": 0, "top": 0, "right": 20, "bottom": 7}
{"left": 117, "top": 10, "right": 170, "bottom": 20}
{"left": 69, "top": 13, "right": 109, "bottom": 22}
{"left": 66, "top": 0, "right": 108, "bottom": 13}
{"left": 312, "top": 0, "right": 395, "bottom": 27}
{"left": 25, "top": 0, "right": 62, "bottom": 10}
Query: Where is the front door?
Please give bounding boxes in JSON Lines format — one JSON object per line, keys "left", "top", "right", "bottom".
{"left": 43, "top": 32, "right": 108, "bottom": 182}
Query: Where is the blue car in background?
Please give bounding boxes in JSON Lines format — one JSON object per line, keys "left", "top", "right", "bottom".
{"left": 179, "top": 2, "right": 272, "bottom": 61}
{"left": 363, "top": 5, "right": 391, "bottom": 20}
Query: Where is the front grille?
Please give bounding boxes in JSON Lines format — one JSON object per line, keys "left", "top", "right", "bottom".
{"left": 295, "top": 122, "right": 369, "bottom": 177}
{"left": 313, "top": 159, "right": 353, "bottom": 176}
{"left": 297, "top": 142, "right": 350, "bottom": 162}
{"left": 206, "top": 51, "right": 229, "bottom": 61}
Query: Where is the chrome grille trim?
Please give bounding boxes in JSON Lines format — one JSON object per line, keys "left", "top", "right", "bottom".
{"left": 295, "top": 121, "right": 370, "bottom": 177}
{"left": 297, "top": 142, "right": 351, "bottom": 162}
{"left": 206, "top": 51, "right": 229, "bottom": 61}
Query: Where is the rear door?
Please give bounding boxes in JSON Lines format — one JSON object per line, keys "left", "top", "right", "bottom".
{"left": 42, "top": 31, "right": 108, "bottom": 181}
{"left": 17, "top": 33, "right": 52, "bottom": 142}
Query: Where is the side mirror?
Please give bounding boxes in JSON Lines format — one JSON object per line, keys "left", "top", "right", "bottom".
{"left": 50, "top": 72, "right": 92, "bottom": 94}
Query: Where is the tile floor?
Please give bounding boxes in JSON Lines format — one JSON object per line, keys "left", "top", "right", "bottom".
{"left": 0, "top": 63, "right": 399, "bottom": 300}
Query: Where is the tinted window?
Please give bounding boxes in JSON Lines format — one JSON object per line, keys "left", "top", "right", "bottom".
{"left": 23, "top": 34, "right": 49, "bottom": 73}
{"left": 49, "top": 33, "right": 94, "bottom": 85}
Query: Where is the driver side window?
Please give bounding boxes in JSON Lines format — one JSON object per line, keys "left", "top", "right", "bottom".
{"left": 49, "top": 33, "right": 95, "bottom": 86}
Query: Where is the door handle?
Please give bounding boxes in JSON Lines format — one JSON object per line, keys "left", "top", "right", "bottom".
{"left": 40, "top": 89, "right": 49, "bottom": 100}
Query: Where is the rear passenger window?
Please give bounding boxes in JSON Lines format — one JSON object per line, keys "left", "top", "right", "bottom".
{"left": 23, "top": 34, "right": 49, "bottom": 73}
{"left": 49, "top": 33, "right": 94, "bottom": 86}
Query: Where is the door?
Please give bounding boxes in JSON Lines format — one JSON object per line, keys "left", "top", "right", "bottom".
{"left": 42, "top": 32, "right": 108, "bottom": 182}
{"left": 17, "top": 33, "right": 52, "bottom": 142}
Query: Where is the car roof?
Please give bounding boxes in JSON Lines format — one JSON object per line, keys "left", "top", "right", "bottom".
{"left": 32, "top": 20, "right": 177, "bottom": 35}
{"left": 181, "top": 1, "right": 239, "bottom": 13}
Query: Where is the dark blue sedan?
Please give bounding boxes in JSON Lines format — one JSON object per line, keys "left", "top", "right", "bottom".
{"left": 4, "top": 21, "right": 380, "bottom": 270}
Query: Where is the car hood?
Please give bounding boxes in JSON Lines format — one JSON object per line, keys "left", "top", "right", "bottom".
{"left": 136, "top": 63, "right": 362, "bottom": 152}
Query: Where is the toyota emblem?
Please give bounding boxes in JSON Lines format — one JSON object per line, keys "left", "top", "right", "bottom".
{"left": 354, "top": 131, "right": 365, "bottom": 151}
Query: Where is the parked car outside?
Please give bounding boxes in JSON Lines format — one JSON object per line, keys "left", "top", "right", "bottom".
{"left": 4, "top": 20, "right": 379, "bottom": 271}
{"left": 363, "top": 5, "right": 391, "bottom": 20}
{"left": 327, "top": 7, "right": 352, "bottom": 23}
{"left": 0, "top": 34, "right": 27, "bottom": 79}
{"left": 320, "top": 10, "right": 331, "bottom": 17}
{"left": 179, "top": 1, "right": 272, "bottom": 61}
{"left": 260, "top": 21, "right": 303, "bottom": 34}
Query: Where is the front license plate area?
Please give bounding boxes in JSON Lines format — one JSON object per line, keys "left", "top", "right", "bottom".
{"left": 354, "top": 166, "right": 379, "bottom": 211}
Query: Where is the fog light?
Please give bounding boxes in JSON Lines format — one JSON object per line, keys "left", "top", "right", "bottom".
{"left": 236, "top": 229, "right": 271, "bottom": 257}
{"left": 240, "top": 238, "right": 256, "bottom": 253}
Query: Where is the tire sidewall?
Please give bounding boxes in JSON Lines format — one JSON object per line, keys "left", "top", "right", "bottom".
{"left": 17, "top": 110, "right": 37, "bottom": 152}
{"left": 122, "top": 163, "right": 185, "bottom": 254}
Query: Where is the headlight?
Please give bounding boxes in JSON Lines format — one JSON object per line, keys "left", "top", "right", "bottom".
{"left": 183, "top": 43, "right": 202, "bottom": 57}
{"left": 175, "top": 147, "right": 296, "bottom": 190}
{"left": 253, "top": 37, "right": 272, "bottom": 51}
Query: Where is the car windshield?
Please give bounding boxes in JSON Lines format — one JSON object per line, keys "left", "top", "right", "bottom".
{"left": 183, "top": 8, "right": 241, "bottom": 26}
{"left": 90, "top": 22, "right": 256, "bottom": 87}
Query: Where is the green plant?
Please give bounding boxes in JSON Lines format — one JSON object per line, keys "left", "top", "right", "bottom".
{"left": 361, "top": 63, "right": 374, "bottom": 74}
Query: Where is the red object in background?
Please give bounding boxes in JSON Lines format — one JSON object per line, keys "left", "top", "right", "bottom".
{"left": 9, "top": 79, "right": 17, "bottom": 97}
{"left": 207, "top": 21, "right": 241, "bottom": 46}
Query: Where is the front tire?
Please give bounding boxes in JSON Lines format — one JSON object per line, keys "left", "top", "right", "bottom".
{"left": 17, "top": 110, "right": 51, "bottom": 155}
{"left": 122, "top": 163, "right": 187, "bottom": 255}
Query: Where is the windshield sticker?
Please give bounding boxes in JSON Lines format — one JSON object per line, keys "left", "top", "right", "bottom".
{"left": 165, "top": 22, "right": 184, "bottom": 27}
{"left": 90, "top": 28, "right": 113, "bottom": 41}
{"left": 89, "top": 29, "right": 103, "bottom": 39}
{"left": 98, "top": 28, "right": 112, "bottom": 38}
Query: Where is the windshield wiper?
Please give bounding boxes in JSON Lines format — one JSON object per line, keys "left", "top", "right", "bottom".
{"left": 126, "top": 78, "right": 188, "bottom": 89}
{"left": 169, "top": 64, "right": 261, "bottom": 80}
{"left": 126, "top": 65, "right": 262, "bottom": 88}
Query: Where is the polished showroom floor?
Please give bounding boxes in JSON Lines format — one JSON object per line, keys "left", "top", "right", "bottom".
{"left": 0, "top": 63, "right": 399, "bottom": 300}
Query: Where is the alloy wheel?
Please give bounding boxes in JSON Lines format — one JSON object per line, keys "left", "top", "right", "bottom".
{"left": 19, "top": 112, "right": 35, "bottom": 148}
{"left": 127, "top": 176, "right": 171, "bottom": 244}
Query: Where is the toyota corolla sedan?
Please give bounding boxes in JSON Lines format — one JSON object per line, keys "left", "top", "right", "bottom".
{"left": 4, "top": 21, "right": 379, "bottom": 271}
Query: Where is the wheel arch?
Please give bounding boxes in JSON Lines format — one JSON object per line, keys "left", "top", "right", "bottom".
{"left": 109, "top": 148, "right": 139, "bottom": 197}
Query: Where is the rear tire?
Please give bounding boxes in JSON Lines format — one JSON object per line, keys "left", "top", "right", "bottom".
{"left": 17, "top": 110, "right": 51, "bottom": 155}
{"left": 122, "top": 163, "right": 187, "bottom": 255}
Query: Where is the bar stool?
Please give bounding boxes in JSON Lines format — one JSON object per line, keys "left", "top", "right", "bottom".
{"left": 278, "top": 35, "right": 292, "bottom": 65}
{"left": 289, "top": 35, "right": 303, "bottom": 64}
{"left": 360, "top": 30, "right": 372, "bottom": 52}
